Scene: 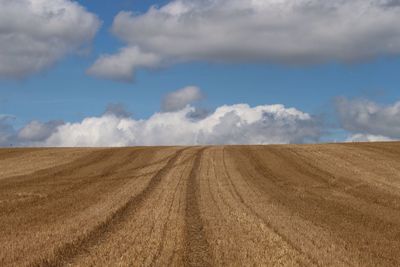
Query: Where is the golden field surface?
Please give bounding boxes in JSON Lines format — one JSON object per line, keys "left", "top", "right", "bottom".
{"left": 1, "top": 143, "right": 400, "bottom": 266}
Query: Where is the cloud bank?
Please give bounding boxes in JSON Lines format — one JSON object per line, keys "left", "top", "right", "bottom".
{"left": 0, "top": 0, "right": 100, "bottom": 79}
{"left": 336, "top": 97, "right": 400, "bottom": 141}
{"left": 44, "top": 104, "right": 320, "bottom": 147}
{"left": 5, "top": 96, "right": 400, "bottom": 147}
{"left": 0, "top": 102, "right": 321, "bottom": 147}
{"left": 89, "top": 0, "right": 400, "bottom": 81}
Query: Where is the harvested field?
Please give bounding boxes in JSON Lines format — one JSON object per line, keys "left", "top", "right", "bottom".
{"left": 1, "top": 142, "right": 400, "bottom": 266}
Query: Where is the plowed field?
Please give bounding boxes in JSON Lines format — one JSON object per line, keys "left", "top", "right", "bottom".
{"left": 1, "top": 143, "right": 400, "bottom": 266}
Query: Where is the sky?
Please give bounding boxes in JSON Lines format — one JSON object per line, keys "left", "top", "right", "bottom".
{"left": 1, "top": 0, "right": 400, "bottom": 146}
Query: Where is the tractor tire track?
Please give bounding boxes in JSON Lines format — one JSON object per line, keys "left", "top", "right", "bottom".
{"left": 221, "top": 148, "right": 319, "bottom": 267}
{"left": 232, "top": 146, "right": 400, "bottom": 266}
{"left": 0, "top": 149, "right": 151, "bottom": 216}
{"left": 0, "top": 149, "right": 114, "bottom": 186}
{"left": 278, "top": 146, "right": 400, "bottom": 212}
{"left": 183, "top": 147, "right": 212, "bottom": 267}
{"left": 150, "top": 157, "right": 190, "bottom": 266}
{"left": 33, "top": 148, "right": 187, "bottom": 267}
{"left": 2, "top": 143, "right": 400, "bottom": 266}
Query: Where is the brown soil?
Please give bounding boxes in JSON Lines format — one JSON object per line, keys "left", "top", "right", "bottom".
{"left": 1, "top": 142, "right": 400, "bottom": 266}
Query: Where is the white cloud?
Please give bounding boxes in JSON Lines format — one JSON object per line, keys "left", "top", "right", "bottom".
{"left": 89, "top": 0, "right": 400, "bottom": 81}
{"left": 18, "top": 120, "right": 64, "bottom": 143}
{"left": 336, "top": 97, "right": 400, "bottom": 140}
{"left": 0, "top": 0, "right": 100, "bottom": 79}
{"left": 87, "top": 46, "right": 161, "bottom": 82}
{"left": 346, "top": 133, "right": 394, "bottom": 143}
{"left": 162, "top": 86, "right": 204, "bottom": 112}
{"left": 44, "top": 103, "right": 320, "bottom": 147}
{"left": 8, "top": 95, "right": 400, "bottom": 147}
{"left": 0, "top": 116, "right": 64, "bottom": 146}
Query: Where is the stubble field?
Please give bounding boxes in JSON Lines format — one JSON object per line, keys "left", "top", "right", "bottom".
{"left": 1, "top": 143, "right": 400, "bottom": 266}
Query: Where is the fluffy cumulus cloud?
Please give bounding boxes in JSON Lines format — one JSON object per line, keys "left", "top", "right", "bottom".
{"left": 89, "top": 0, "right": 400, "bottom": 81}
{"left": 0, "top": 117, "right": 64, "bottom": 146}
{"left": 336, "top": 97, "right": 400, "bottom": 141}
{"left": 42, "top": 103, "right": 320, "bottom": 147}
{"left": 162, "top": 86, "right": 204, "bottom": 112}
{"left": 17, "top": 120, "right": 64, "bottom": 143}
{"left": 87, "top": 47, "right": 161, "bottom": 82}
{"left": 0, "top": 84, "right": 321, "bottom": 147}
{"left": 0, "top": 0, "right": 100, "bottom": 79}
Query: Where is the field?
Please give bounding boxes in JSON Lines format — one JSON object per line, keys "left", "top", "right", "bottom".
{"left": 1, "top": 143, "right": 400, "bottom": 266}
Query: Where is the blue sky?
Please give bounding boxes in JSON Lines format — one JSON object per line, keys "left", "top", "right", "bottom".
{"left": 1, "top": 0, "right": 400, "bottom": 146}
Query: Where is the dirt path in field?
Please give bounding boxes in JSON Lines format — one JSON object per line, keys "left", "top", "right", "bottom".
{"left": 1, "top": 143, "right": 400, "bottom": 266}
